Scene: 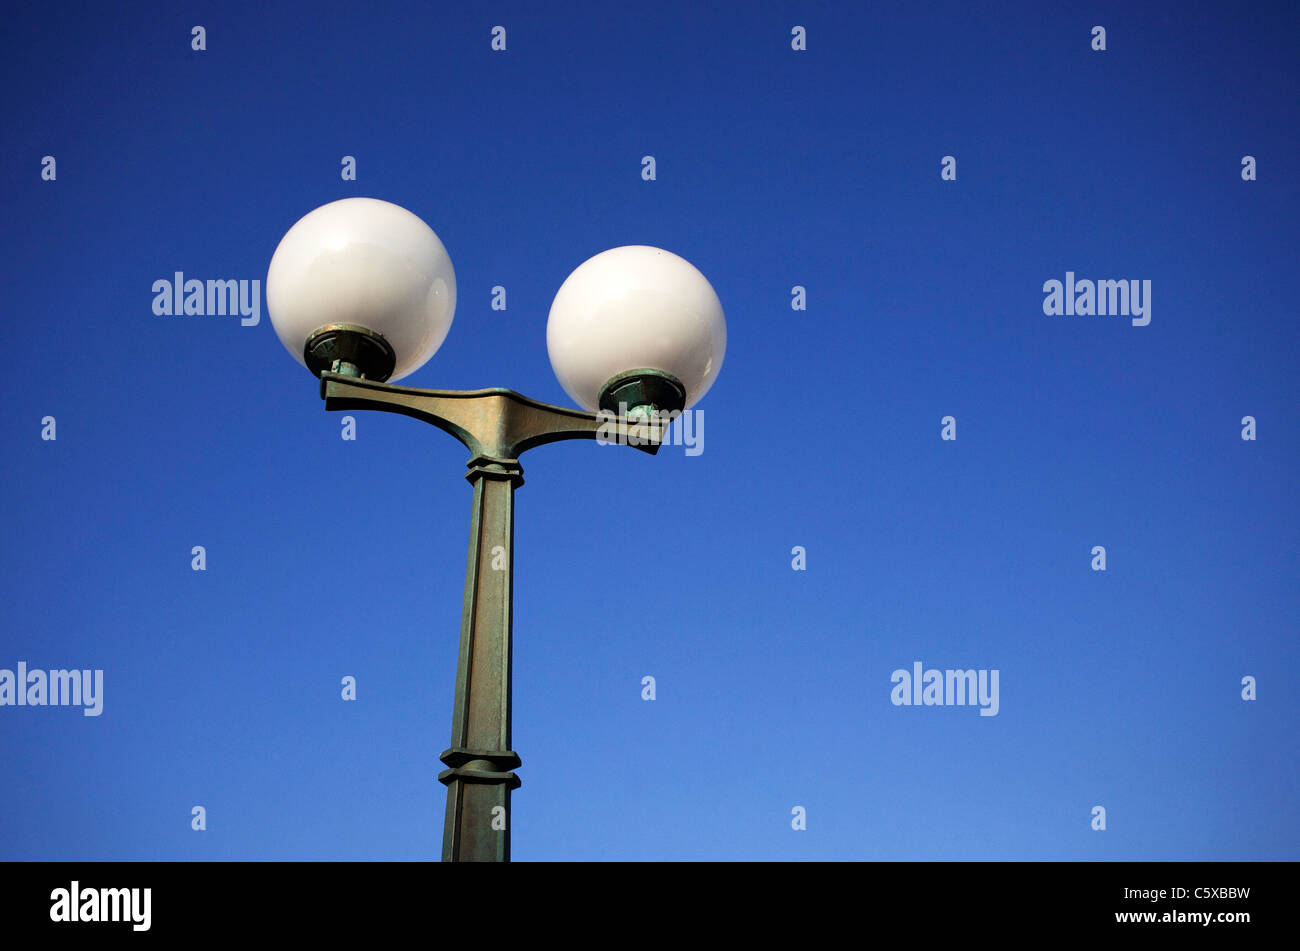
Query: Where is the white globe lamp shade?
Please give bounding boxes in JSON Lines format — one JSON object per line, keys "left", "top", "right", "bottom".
{"left": 266, "top": 197, "right": 456, "bottom": 382}
{"left": 546, "top": 246, "right": 726, "bottom": 413}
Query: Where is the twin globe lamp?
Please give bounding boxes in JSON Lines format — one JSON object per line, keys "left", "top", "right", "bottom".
{"left": 263, "top": 197, "right": 727, "bottom": 861}
{"left": 266, "top": 196, "right": 725, "bottom": 416}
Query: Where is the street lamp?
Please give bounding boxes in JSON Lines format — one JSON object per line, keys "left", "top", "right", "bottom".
{"left": 266, "top": 197, "right": 726, "bottom": 861}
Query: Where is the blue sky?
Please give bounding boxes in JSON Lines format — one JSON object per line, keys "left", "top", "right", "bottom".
{"left": 2, "top": 0, "right": 1296, "bottom": 861}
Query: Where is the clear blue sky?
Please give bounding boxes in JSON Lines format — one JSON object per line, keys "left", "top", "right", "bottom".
{"left": 2, "top": 0, "right": 1296, "bottom": 861}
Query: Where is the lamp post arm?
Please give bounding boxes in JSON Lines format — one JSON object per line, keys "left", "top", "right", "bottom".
{"left": 319, "top": 371, "right": 666, "bottom": 459}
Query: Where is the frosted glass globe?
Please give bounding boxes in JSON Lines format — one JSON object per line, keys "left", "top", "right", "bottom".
{"left": 267, "top": 197, "right": 456, "bottom": 381}
{"left": 547, "top": 246, "right": 726, "bottom": 410}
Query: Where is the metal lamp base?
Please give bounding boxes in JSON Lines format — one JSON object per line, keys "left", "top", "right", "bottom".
{"left": 598, "top": 369, "right": 686, "bottom": 418}
{"left": 304, "top": 324, "right": 396, "bottom": 381}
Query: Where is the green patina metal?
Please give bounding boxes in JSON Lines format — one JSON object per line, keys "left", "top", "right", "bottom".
{"left": 304, "top": 324, "right": 396, "bottom": 381}
{"left": 598, "top": 368, "right": 686, "bottom": 420}
{"left": 314, "top": 370, "right": 670, "bottom": 862}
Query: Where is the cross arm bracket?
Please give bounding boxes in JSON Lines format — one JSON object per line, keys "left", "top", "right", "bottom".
{"left": 319, "top": 371, "right": 666, "bottom": 459}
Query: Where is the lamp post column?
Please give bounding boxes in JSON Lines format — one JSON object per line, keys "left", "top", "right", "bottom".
{"left": 312, "top": 373, "right": 674, "bottom": 863}
{"left": 266, "top": 199, "right": 727, "bottom": 864}
{"left": 438, "top": 456, "right": 525, "bottom": 862}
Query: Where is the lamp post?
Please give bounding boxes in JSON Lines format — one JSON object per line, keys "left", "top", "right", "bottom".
{"left": 266, "top": 197, "right": 726, "bottom": 861}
